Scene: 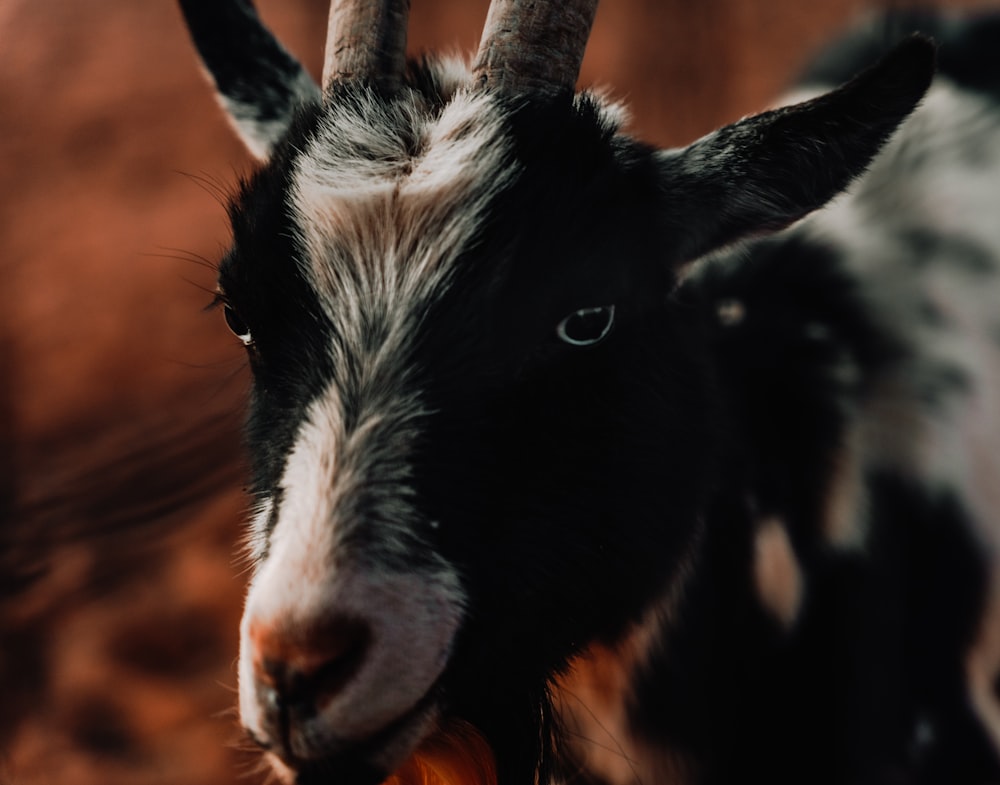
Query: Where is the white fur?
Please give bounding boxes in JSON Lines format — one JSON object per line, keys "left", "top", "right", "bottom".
{"left": 240, "top": 388, "right": 466, "bottom": 757}
{"left": 220, "top": 68, "right": 320, "bottom": 160}
{"left": 753, "top": 515, "right": 804, "bottom": 628}
{"left": 243, "top": 495, "right": 273, "bottom": 564}
{"left": 802, "top": 79, "right": 1000, "bottom": 530}
{"left": 239, "top": 84, "right": 524, "bottom": 767}
{"left": 803, "top": 78, "right": 1000, "bottom": 739}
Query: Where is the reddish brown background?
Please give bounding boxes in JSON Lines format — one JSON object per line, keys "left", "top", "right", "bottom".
{"left": 0, "top": 1, "right": 994, "bottom": 783}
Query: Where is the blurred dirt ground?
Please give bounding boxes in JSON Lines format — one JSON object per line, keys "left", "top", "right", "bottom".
{"left": 0, "top": 1, "right": 993, "bottom": 783}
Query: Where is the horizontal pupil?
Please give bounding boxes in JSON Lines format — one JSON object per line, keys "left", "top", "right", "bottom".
{"left": 566, "top": 310, "right": 609, "bottom": 341}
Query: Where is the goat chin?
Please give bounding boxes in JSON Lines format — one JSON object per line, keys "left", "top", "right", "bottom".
{"left": 263, "top": 720, "right": 496, "bottom": 785}
{"left": 384, "top": 722, "right": 497, "bottom": 785}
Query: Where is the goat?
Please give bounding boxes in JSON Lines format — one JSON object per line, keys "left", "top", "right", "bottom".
{"left": 177, "top": 2, "right": 1000, "bottom": 783}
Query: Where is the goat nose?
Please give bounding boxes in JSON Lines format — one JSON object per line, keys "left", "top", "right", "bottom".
{"left": 250, "top": 616, "right": 371, "bottom": 718}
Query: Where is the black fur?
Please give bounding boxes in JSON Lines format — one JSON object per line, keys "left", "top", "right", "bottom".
{"left": 411, "top": 95, "right": 714, "bottom": 784}
{"left": 802, "top": 9, "right": 1000, "bottom": 100}
{"left": 177, "top": 6, "right": 1000, "bottom": 785}
{"left": 178, "top": 0, "right": 319, "bottom": 154}
{"left": 218, "top": 106, "right": 329, "bottom": 534}
{"left": 660, "top": 36, "right": 935, "bottom": 263}
{"left": 622, "top": 238, "right": 1000, "bottom": 784}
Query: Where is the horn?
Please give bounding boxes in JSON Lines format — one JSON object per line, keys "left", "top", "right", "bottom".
{"left": 322, "top": 0, "right": 412, "bottom": 93}
{"left": 472, "top": 0, "right": 599, "bottom": 95}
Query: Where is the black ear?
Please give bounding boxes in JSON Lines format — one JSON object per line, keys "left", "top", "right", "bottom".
{"left": 178, "top": 0, "right": 320, "bottom": 159}
{"left": 657, "top": 35, "right": 936, "bottom": 263}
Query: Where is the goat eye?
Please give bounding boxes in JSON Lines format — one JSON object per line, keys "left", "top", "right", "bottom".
{"left": 223, "top": 305, "right": 253, "bottom": 346}
{"left": 556, "top": 305, "right": 616, "bottom": 347}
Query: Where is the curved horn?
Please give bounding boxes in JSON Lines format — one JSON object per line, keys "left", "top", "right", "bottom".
{"left": 322, "top": 0, "right": 411, "bottom": 93}
{"left": 472, "top": 0, "right": 599, "bottom": 95}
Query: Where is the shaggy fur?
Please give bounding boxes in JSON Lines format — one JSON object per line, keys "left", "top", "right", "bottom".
{"left": 177, "top": 3, "right": 1000, "bottom": 783}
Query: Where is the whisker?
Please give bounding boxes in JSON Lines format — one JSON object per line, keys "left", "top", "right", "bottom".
{"left": 214, "top": 681, "right": 241, "bottom": 697}
{"left": 175, "top": 168, "right": 236, "bottom": 209}
{"left": 556, "top": 686, "right": 644, "bottom": 785}
{"left": 145, "top": 246, "right": 222, "bottom": 273}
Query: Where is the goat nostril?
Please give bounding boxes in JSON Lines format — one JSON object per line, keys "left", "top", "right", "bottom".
{"left": 309, "top": 630, "right": 369, "bottom": 708}
{"left": 251, "top": 616, "right": 371, "bottom": 715}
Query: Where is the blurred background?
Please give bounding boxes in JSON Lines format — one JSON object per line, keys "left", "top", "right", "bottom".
{"left": 0, "top": 1, "right": 995, "bottom": 783}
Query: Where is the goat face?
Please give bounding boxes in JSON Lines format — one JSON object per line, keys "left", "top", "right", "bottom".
{"left": 222, "top": 86, "right": 711, "bottom": 783}
{"left": 178, "top": 2, "right": 934, "bottom": 782}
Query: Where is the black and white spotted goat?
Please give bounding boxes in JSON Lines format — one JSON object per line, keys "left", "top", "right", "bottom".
{"left": 178, "top": 1, "right": 1000, "bottom": 783}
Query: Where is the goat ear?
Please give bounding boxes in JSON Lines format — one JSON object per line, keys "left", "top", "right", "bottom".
{"left": 657, "top": 35, "right": 936, "bottom": 263}
{"left": 178, "top": 0, "right": 321, "bottom": 160}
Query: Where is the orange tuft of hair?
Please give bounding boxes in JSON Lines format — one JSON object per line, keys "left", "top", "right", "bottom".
{"left": 382, "top": 721, "right": 498, "bottom": 785}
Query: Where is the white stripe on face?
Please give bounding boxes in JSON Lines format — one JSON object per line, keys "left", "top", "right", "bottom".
{"left": 238, "top": 86, "right": 519, "bottom": 764}
{"left": 239, "top": 388, "right": 466, "bottom": 752}
{"left": 291, "top": 88, "right": 518, "bottom": 347}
